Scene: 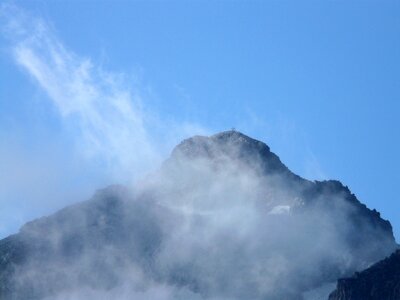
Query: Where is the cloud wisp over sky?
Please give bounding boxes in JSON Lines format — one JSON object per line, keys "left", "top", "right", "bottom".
{"left": 0, "top": 4, "right": 206, "bottom": 237}
{"left": 3, "top": 4, "right": 161, "bottom": 179}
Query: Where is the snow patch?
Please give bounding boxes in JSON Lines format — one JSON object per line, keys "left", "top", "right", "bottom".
{"left": 268, "top": 205, "right": 291, "bottom": 215}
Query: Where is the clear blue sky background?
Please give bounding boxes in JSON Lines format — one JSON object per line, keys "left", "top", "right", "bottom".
{"left": 0, "top": 1, "right": 399, "bottom": 241}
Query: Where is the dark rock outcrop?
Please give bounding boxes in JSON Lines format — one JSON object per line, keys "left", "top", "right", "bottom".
{"left": 329, "top": 249, "right": 400, "bottom": 300}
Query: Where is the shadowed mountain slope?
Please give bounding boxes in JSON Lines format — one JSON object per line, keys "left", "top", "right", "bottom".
{"left": 329, "top": 249, "right": 400, "bottom": 300}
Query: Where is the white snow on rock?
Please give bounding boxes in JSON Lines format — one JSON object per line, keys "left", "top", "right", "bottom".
{"left": 268, "top": 205, "right": 291, "bottom": 215}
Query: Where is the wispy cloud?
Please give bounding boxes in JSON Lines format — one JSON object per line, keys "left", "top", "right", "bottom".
{"left": 1, "top": 4, "right": 186, "bottom": 181}
{"left": 0, "top": 3, "right": 207, "bottom": 238}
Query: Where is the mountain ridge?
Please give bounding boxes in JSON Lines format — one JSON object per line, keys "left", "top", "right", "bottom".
{"left": 0, "top": 130, "right": 397, "bottom": 300}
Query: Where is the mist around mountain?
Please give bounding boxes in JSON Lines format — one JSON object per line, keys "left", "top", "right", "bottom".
{"left": 0, "top": 131, "right": 397, "bottom": 300}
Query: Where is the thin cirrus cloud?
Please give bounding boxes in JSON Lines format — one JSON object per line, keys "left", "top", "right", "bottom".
{"left": 1, "top": 4, "right": 183, "bottom": 181}
{"left": 0, "top": 4, "right": 207, "bottom": 238}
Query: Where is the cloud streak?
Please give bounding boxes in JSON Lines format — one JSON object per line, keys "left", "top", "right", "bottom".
{"left": 2, "top": 4, "right": 166, "bottom": 181}
{"left": 0, "top": 3, "right": 207, "bottom": 238}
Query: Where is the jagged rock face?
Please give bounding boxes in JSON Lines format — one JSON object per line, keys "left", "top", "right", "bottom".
{"left": 329, "top": 249, "right": 400, "bottom": 300}
{"left": 0, "top": 131, "right": 397, "bottom": 300}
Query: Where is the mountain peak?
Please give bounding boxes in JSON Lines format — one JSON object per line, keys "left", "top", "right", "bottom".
{"left": 171, "top": 129, "right": 270, "bottom": 159}
{"left": 0, "top": 131, "right": 397, "bottom": 300}
{"left": 211, "top": 129, "right": 265, "bottom": 144}
{"left": 169, "top": 130, "right": 292, "bottom": 176}
{"left": 180, "top": 130, "right": 269, "bottom": 147}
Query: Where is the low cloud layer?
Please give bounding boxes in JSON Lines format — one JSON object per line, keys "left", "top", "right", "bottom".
{"left": 4, "top": 133, "right": 396, "bottom": 300}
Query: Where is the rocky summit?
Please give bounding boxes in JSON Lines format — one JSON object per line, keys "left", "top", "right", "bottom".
{"left": 0, "top": 131, "right": 397, "bottom": 300}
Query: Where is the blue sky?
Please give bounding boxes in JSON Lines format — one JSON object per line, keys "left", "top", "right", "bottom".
{"left": 0, "top": 1, "right": 399, "bottom": 240}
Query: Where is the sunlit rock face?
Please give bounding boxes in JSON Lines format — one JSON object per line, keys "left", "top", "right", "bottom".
{"left": 0, "top": 131, "right": 396, "bottom": 300}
